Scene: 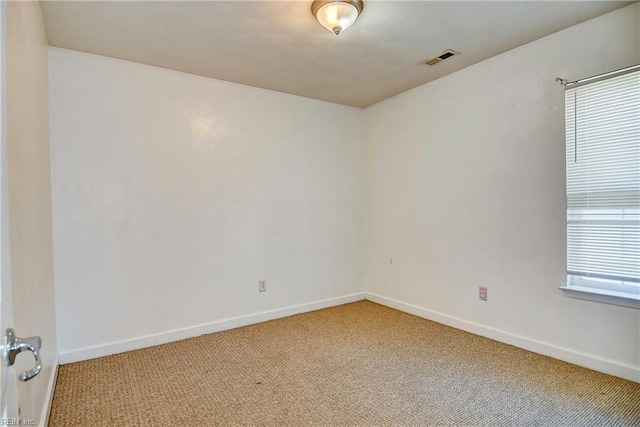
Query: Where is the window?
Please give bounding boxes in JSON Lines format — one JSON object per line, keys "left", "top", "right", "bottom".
{"left": 562, "top": 65, "right": 640, "bottom": 308}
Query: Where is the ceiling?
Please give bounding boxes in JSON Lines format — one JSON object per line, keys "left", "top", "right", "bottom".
{"left": 41, "top": 1, "right": 633, "bottom": 108}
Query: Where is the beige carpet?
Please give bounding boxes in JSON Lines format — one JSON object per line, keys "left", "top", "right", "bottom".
{"left": 49, "top": 301, "right": 640, "bottom": 426}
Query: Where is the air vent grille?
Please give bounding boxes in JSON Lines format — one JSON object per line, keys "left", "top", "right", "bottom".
{"left": 422, "top": 49, "right": 460, "bottom": 66}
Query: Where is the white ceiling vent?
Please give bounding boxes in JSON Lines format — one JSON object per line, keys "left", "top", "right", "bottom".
{"left": 422, "top": 49, "right": 460, "bottom": 66}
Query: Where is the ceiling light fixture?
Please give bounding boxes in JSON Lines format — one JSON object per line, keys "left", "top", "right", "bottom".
{"left": 311, "top": 0, "right": 363, "bottom": 35}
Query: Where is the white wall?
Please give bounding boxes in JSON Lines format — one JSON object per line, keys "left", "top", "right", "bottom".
{"left": 50, "top": 3, "right": 639, "bottom": 382}
{"left": 49, "top": 48, "right": 364, "bottom": 360}
{"left": 363, "top": 4, "right": 640, "bottom": 381}
{"left": 6, "top": 1, "right": 57, "bottom": 423}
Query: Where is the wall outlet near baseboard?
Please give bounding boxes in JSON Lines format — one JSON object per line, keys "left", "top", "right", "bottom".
{"left": 259, "top": 280, "right": 267, "bottom": 292}
{"left": 479, "top": 286, "right": 488, "bottom": 301}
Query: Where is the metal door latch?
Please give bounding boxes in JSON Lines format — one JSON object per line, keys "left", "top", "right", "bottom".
{"left": 4, "top": 328, "right": 42, "bottom": 382}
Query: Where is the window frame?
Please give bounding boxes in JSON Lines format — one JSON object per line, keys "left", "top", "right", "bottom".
{"left": 560, "top": 64, "right": 640, "bottom": 309}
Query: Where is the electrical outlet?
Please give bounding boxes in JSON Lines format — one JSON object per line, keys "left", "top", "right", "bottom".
{"left": 479, "top": 286, "right": 488, "bottom": 301}
{"left": 259, "top": 280, "right": 267, "bottom": 292}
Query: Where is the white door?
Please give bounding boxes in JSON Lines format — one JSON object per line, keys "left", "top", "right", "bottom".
{"left": 0, "top": 1, "right": 19, "bottom": 420}
{"left": 1, "top": 2, "right": 42, "bottom": 422}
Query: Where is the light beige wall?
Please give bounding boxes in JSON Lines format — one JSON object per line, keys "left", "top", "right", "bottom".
{"left": 7, "top": 1, "right": 56, "bottom": 423}
{"left": 49, "top": 48, "right": 363, "bottom": 362}
{"left": 363, "top": 4, "right": 640, "bottom": 382}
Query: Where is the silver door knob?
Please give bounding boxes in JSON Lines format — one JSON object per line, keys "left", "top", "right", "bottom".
{"left": 3, "top": 328, "right": 42, "bottom": 382}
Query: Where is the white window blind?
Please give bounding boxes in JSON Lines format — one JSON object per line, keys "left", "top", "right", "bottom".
{"left": 565, "top": 66, "right": 640, "bottom": 287}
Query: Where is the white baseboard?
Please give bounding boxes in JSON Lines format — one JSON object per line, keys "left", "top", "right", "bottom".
{"left": 365, "top": 292, "right": 640, "bottom": 383}
{"left": 39, "top": 355, "right": 59, "bottom": 427}
{"left": 58, "top": 292, "right": 366, "bottom": 365}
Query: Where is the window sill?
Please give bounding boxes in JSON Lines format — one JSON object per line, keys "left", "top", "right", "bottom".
{"left": 560, "top": 285, "right": 640, "bottom": 309}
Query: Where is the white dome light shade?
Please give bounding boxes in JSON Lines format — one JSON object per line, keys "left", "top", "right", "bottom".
{"left": 312, "top": 1, "right": 363, "bottom": 35}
